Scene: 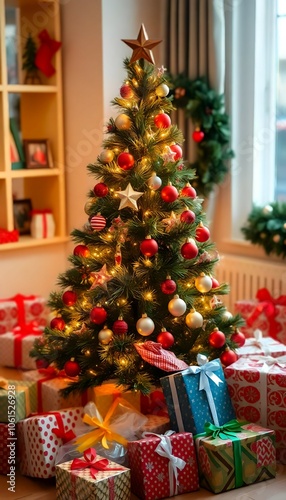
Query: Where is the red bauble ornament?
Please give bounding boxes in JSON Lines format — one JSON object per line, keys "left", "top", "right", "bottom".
{"left": 93, "top": 182, "right": 109, "bottom": 197}
{"left": 161, "top": 185, "right": 178, "bottom": 203}
{"left": 154, "top": 113, "right": 171, "bottom": 128}
{"left": 140, "top": 236, "right": 158, "bottom": 257}
{"left": 181, "top": 183, "right": 197, "bottom": 198}
{"left": 211, "top": 277, "right": 220, "bottom": 288}
{"left": 112, "top": 317, "right": 128, "bottom": 335}
{"left": 90, "top": 305, "right": 107, "bottom": 324}
{"left": 73, "top": 244, "right": 89, "bottom": 257}
{"left": 50, "top": 317, "right": 65, "bottom": 331}
{"left": 195, "top": 224, "right": 210, "bottom": 242}
{"left": 231, "top": 330, "right": 246, "bottom": 348}
{"left": 160, "top": 278, "right": 176, "bottom": 295}
{"left": 117, "top": 152, "right": 135, "bottom": 170}
{"left": 180, "top": 210, "right": 196, "bottom": 224}
{"left": 192, "top": 129, "right": 205, "bottom": 142}
{"left": 209, "top": 328, "right": 226, "bottom": 348}
{"left": 90, "top": 214, "right": 106, "bottom": 231}
{"left": 36, "top": 358, "right": 49, "bottom": 369}
{"left": 170, "top": 144, "right": 183, "bottom": 160}
{"left": 181, "top": 239, "right": 198, "bottom": 259}
{"left": 62, "top": 290, "right": 77, "bottom": 306}
{"left": 120, "top": 84, "right": 134, "bottom": 98}
{"left": 64, "top": 359, "right": 80, "bottom": 377}
{"left": 220, "top": 348, "right": 238, "bottom": 367}
{"left": 157, "top": 329, "right": 175, "bottom": 349}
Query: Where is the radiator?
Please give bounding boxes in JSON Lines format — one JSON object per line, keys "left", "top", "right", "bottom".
{"left": 215, "top": 254, "right": 286, "bottom": 313}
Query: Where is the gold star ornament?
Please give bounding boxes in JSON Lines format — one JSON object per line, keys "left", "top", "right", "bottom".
{"left": 122, "top": 24, "right": 162, "bottom": 65}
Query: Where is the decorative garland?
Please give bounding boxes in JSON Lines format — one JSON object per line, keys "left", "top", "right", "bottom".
{"left": 241, "top": 202, "right": 286, "bottom": 258}
{"left": 167, "top": 74, "right": 234, "bottom": 197}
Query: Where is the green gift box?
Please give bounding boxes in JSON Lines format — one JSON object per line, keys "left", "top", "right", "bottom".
{"left": 195, "top": 420, "right": 276, "bottom": 494}
{"left": 0, "top": 378, "right": 36, "bottom": 423}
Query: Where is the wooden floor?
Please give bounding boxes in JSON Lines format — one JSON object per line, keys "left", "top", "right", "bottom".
{"left": 1, "top": 366, "right": 286, "bottom": 499}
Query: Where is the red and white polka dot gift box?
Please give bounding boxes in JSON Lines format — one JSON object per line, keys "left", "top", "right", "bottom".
{"left": 224, "top": 355, "right": 286, "bottom": 464}
{"left": 17, "top": 407, "right": 84, "bottom": 478}
{"left": 127, "top": 431, "right": 199, "bottom": 500}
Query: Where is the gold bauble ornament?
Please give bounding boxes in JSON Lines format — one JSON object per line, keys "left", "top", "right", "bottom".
{"left": 98, "top": 326, "right": 113, "bottom": 344}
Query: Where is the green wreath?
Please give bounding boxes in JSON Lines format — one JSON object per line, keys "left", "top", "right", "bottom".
{"left": 167, "top": 74, "right": 234, "bottom": 197}
{"left": 241, "top": 202, "right": 286, "bottom": 259}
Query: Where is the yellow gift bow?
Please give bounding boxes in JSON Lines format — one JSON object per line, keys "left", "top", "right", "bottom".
{"left": 75, "top": 397, "right": 128, "bottom": 453}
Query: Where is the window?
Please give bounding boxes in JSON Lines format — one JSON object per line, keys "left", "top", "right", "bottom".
{"left": 275, "top": 0, "right": 286, "bottom": 202}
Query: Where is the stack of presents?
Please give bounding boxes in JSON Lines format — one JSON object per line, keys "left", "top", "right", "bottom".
{"left": 0, "top": 288, "right": 286, "bottom": 498}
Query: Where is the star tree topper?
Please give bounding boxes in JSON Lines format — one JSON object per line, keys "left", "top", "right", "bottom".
{"left": 116, "top": 183, "right": 143, "bottom": 210}
{"left": 122, "top": 24, "right": 162, "bottom": 65}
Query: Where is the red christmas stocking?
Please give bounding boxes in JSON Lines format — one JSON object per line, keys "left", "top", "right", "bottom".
{"left": 35, "top": 29, "right": 62, "bottom": 78}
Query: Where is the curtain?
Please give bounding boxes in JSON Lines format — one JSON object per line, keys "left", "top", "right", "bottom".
{"left": 164, "top": 0, "right": 226, "bottom": 176}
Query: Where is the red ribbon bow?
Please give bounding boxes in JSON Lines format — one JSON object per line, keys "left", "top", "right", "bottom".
{"left": 246, "top": 288, "right": 286, "bottom": 338}
{"left": 71, "top": 448, "right": 123, "bottom": 479}
{"left": 52, "top": 413, "right": 76, "bottom": 444}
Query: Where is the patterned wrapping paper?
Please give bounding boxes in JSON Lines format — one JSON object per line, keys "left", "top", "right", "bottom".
{"left": 224, "top": 355, "right": 286, "bottom": 464}
{"left": 160, "top": 358, "right": 236, "bottom": 435}
{"left": 17, "top": 407, "right": 84, "bottom": 478}
{"left": 127, "top": 432, "right": 199, "bottom": 500}
{"left": 235, "top": 300, "right": 286, "bottom": 344}
{"left": 0, "top": 423, "right": 15, "bottom": 475}
{"left": 23, "top": 369, "right": 87, "bottom": 413}
{"left": 0, "top": 378, "right": 36, "bottom": 423}
{"left": 196, "top": 423, "right": 276, "bottom": 493}
{"left": 236, "top": 335, "right": 286, "bottom": 359}
{"left": 0, "top": 331, "right": 42, "bottom": 369}
{"left": 56, "top": 455, "right": 131, "bottom": 499}
{"left": 0, "top": 294, "right": 49, "bottom": 335}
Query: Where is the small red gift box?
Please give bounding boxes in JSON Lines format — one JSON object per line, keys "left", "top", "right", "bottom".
{"left": 127, "top": 431, "right": 199, "bottom": 499}
{"left": 17, "top": 407, "right": 84, "bottom": 478}
{"left": 224, "top": 355, "right": 286, "bottom": 464}
{"left": 235, "top": 288, "right": 286, "bottom": 344}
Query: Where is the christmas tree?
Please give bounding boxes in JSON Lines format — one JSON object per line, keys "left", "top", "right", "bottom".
{"left": 22, "top": 33, "right": 41, "bottom": 84}
{"left": 31, "top": 25, "right": 244, "bottom": 396}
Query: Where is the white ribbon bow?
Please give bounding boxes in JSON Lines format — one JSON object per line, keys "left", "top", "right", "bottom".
{"left": 246, "top": 329, "right": 271, "bottom": 355}
{"left": 142, "top": 431, "right": 186, "bottom": 496}
{"left": 182, "top": 354, "right": 223, "bottom": 426}
{"left": 249, "top": 354, "right": 286, "bottom": 369}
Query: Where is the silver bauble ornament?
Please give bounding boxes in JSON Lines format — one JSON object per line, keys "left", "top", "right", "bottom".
{"left": 147, "top": 172, "right": 162, "bottom": 190}
{"left": 136, "top": 314, "right": 155, "bottom": 336}
{"left": 185, "top": 310, "right": 204, "bottom": 329}
{"left": 222, "top": 310, "right": 232, "bottom": 320}
{"left": 168, "top": 295, "right": 187, "bottom": 317}
{"left": 195, "top": 274, "right": 213, "bottom": 293}
{"left": 98, "top": 326, "right": 113, "bottom": 344}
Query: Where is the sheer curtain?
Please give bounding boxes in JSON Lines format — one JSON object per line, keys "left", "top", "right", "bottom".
{"left": 164, "top": 0, "right": 226, "bottom": 212}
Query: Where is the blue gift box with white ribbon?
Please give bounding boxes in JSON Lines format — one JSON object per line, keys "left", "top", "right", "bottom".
{"left": 160, "top": 354, "right": 236, "bottom": 435}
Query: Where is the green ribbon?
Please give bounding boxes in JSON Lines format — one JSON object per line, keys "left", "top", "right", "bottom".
{"left": 196, "top": 420, "right": 249, "bottom": 489}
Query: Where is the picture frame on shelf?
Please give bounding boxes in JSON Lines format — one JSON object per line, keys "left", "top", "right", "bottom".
{"left": 24, "top": 139, "right": 52, "bottom": 169}
{"left": 13, "top": 199, "right": 33, "bottom": 235}
{"left": 10, "top": 117, "right": 25, "bottom": 170}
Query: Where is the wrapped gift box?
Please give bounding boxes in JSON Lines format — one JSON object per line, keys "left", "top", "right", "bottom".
{"left": 224, "top": 355, "right": 286, "bottom": 464}
{"left": 56, "top": 449, "right": 131, "bottom": 499}
{"left": 136, "top": 414, "right": 170, "bottom": 439}
{"left": 0, "top": 423, "right": 16, "bottom": 475}
{"left": 128, "top": 431, "right": 199, "bottom": 499}
{"left": 235, "top": 289, "right": 286, "bottom": 344}
{"left": 236, "top": 332, "right": 286, "bottom": 359}
{"left": 0, "top": 293, "right": 49, "bottom": 335}
{"left": 196, "top": 421, "right": 276, "bottom": 493}
{"left": 0, "top": 330, "right": 43, "bottom": 369}
{"left": 23, "top": 369, "right": 87, "bottom": 412}
{"left": 0, "top": 378, "right": 36, "bottom": 423}
{"left": 160, "top": 355, "right": 236, "bottom": 435}
{"left": 18, "top": 407, "right": 84, "bottom": 478}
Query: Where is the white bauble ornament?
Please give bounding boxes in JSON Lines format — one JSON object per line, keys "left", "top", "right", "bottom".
{"left": 168, "top": 295, "right": 187, "bottom": 317}
{"left": 115, "top": 113, "right": 131, "bottom": 130}
{"left": 195, "top": 274, "right": 212, "bottom": 293}
{"left": 98, "top": 326, "right": 113, "bottom": 344}
{"left": 155, "top": 83, "right": 169, "bottom": 97}
{"left": 263, "top": 205, "right": 273, "bottom": 214}
{"left": 99, "top": 149, "right": 114, "bottom": 164}
{"left": 147, "top": 172, "right": 162, "bottom": 190}
{"left": 222, "top": 310, "right": 232, "bottom": 320}
{"left": 136, "top": 314, "right": 155, "bottom": 336}
{"left": 185, "top": 310, "right": 204, "bottom": 329}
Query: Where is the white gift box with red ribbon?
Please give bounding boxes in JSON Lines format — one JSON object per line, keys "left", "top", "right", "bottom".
{"left": 30, "top": 209, "right": 55, "bottom": 239}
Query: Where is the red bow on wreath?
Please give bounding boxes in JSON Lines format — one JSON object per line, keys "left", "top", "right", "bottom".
{"left": 246, "top": 288, "right": 286, "bottom": 339}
